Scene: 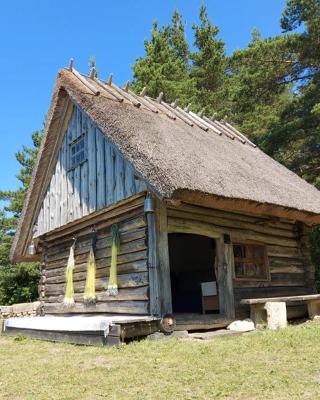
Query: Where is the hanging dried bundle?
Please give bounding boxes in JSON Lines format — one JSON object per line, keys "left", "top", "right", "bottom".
{"left": 63, "top": 240, "right": 76, "bottom": 306}
{"left": 84, "top": 237, "right": 97, "bottom": 305}
{"left": 107, "top": 224, "right": 120, "bottom": 296}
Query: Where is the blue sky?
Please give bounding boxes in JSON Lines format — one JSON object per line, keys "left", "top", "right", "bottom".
{"left": 0, "top": 0, "right": 285, "bottom": 194}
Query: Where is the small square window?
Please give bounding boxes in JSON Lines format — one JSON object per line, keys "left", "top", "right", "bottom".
{"left": 69, "top": 136, "right": 86, "bottom": 169}
{"left": 233, "top": 243, "right": 269, "bottom": 281}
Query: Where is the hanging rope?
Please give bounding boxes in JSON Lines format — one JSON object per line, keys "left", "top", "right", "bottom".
{"left": 107, "top": 224, "right": 120, "bottom": 296}
{"left": 84, "top": 235, "right": 97, "bottom": 305}
{"left": 63, "top": 238, "right": 76, "bottom": 306}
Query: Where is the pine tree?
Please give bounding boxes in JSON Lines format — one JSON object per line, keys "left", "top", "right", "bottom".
{"left": 132, "top": 11, "right": 195, "bottom": 105}
{"left": 261, "top": 0, "right": 320, "bottom": 187}
{"left": 0, "top": 130, "right": 43, "bottom": 305}
{"left": 190, "top": 5, "right": 227, "bottom": 114}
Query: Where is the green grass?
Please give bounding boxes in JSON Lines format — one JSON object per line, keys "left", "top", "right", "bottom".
{"left": 1, "top": 321, "right": 320, "bottom": 399}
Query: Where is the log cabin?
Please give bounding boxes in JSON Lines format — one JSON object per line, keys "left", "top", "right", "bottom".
{"left": 6, "top": 62, "right": 320, "bottom": 344}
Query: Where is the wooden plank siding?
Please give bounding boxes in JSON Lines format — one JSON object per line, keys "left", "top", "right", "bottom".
{"left": 34, "top": 104, "right": 146, "bottom": 237}
{"left": 39, "top": 195, "right": 150, "bottom": 315}
{"left": 166, "top": 203, "right": 316, "bottom": 319}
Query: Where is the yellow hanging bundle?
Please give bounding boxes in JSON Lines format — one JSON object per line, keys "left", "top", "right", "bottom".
{"left": 63, "top": 241, "right": 76, "bottom": 306}
{"left": 84, "top": 237, "right": 97, "bottom": 305}
{"left": 107, "top": 224, "right": 120, "bottom": 296}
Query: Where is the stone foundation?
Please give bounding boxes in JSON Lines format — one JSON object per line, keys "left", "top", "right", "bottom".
{"left": 0, "top": 301, "right": 41, "bottom": 320}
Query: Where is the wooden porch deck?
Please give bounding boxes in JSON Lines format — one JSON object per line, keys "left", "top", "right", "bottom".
{"left": 2, "top": 314, "right": 233, "bottom": 346}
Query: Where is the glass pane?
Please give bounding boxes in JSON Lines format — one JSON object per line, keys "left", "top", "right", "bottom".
{"left": 71, "top": 156, "right": 75, "bottom": 166}
{"left": 234, "top": 245, "right": 245, "bottom": 258}
{"left": 80, "top": 151, "right": 84, "bottom": 161}
{"left": 246, "top": 246, "right": 253, "bottom": 259}
{"left": 80, "top": 139, "right": 85, "bottom": 149}
{"left": 235, "top": 262, "right": 245, "bottom": 277}
{"left": 71, "top": 146, "right": 75, "bottom": 154}
{"left": 244, "top": 263, "right": 256, "bottom": 277}
{"left": 253, "top": 246, "right": 264, "bottom": 261}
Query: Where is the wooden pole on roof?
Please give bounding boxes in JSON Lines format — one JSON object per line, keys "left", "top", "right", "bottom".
{"left": 93, "top": 78, "right": 124, "bottom": 102}
{"left": 156, "top": 92, "right": 164, "bottom": 103}
{"left": 129, "top": 90, "right": 159, "bottom": 113}
{"left": 68, "top": 58, "right": 74, "bottom": 71}
{"left": 140, "top": 87, "right": 147, "bottom": 97}
{"left": 210, "top": 113, "right": 218, "bottom": 121}
{"left": 184, "top": 103, "right": 192, "bottom": 113}
{"left": 171, "top": 99, "right": 179, "bottom": 109}
{"left": 123, "top": 81, "right": 130, "bottom": 92}
{"left": 106, "top": 74, "right": 113, "bottom": 86}
{"left": 89, "top": 67, "right": 97, "bottom": 79}
{"left": 70, "top": 67, "right": 100, "bottom": 96}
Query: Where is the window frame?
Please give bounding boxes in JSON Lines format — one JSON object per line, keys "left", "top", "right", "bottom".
{"left": 68, "top": 133, "right": 87, "bottom": 171}
{"left": 232, "top": 241, "right": 270, "bottom": 282}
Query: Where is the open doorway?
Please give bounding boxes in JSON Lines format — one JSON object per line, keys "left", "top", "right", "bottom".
{"left": 168, "top": 233, "right": 219, "bottom": 314}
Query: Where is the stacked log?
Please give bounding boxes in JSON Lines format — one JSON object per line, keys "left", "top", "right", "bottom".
{"left": 167, "top": 203, "right": 314, "bottom": 319}
{"left": 39, "top": 195, "right": 149, "bottom": 315}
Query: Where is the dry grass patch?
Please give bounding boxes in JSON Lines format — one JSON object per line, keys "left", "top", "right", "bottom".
{"left": 1, "top": 321, "right": 320, "bottom": 399}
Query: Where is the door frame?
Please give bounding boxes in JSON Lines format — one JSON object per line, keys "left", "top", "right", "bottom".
{"left": 167, "top": 232, "right": 218, "bottom": 315}
{"left": 157, "top": 211, "right": 235, "bottom": 319}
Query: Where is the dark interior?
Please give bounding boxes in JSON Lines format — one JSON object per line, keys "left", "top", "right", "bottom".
{"left": 168, "top": 233, "right": 217, "bottom": 314}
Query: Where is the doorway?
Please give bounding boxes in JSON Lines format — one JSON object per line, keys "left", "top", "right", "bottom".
{"left": 168, "top": 233, "right": 219, "bottom": 314}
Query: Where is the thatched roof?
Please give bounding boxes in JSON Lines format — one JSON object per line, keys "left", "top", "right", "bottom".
{"left": 10, "top": 66, "right": 320, "bottom": 261}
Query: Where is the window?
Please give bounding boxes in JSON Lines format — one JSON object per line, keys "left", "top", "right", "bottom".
{"left": 233, "top": 243, "right": 269, "bottom": 280}
{"left": 69, "top": 136, "right": 86, "bottom": 169}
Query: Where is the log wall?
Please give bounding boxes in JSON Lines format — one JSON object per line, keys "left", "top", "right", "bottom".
{"left": 39, "top": 195, "right": 150, "bottom": 315}
{"left": 167, "top": 203, "right": 316, "bottom": 318}
{"left": 34, "top": 104, "right": 146, "bottom": 237}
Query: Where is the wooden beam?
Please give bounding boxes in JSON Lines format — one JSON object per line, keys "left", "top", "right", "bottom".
{"left": 147, "top": 197, "right": 160, "bottom": 316}
{"left": 171, "top": 191, "right": 320, "bottom": 225}
{"left": 157, "top": 201, "right": 172, "bottom": 314}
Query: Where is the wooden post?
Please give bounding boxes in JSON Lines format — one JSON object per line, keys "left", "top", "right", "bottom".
{"left": 146, "top": 197, "right": 160, "bottom": 316}
{"left": 215, "top": 237, "right": 235, "bottom": 319}
{"left": 39, "top": 241, "right": 47, "bottom": 316}
{"left": 156, "top": 201, "right": 172, "bottom": 315}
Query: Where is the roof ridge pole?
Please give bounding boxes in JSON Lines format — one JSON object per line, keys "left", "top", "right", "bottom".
{"left": 189, "top": 111, "right": 222, "bottom": 135}
{"left": 145, "top": 96, "right": 176, "bottom": 120}
{"left": 213, "top": 119, "right": 236, "bottom": 141}
{"left": 161, "top": 101, "right": 194, "bottom": 126}
{"left": 177, "top": 106, "right": 209, "bottom": 131}
{"left": 128, "top": 90, "right": 159, "bottom": 113}
{"left": 219, "top": 115, "right": 248, "bottom": 144}
{"left": 225, "top": 122, "right": 257, "bottom": 148}
{"left": 93, "top": 77, "right": 124, "bottom": 102}
{"left": 109, "top": 81, "right": 141, "bottom": 108}
{"left": 70, "top": 66, "right": 100, "bottom": 96}
{"left": 202, "top": 115, "right": 222, "bottom": 136}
